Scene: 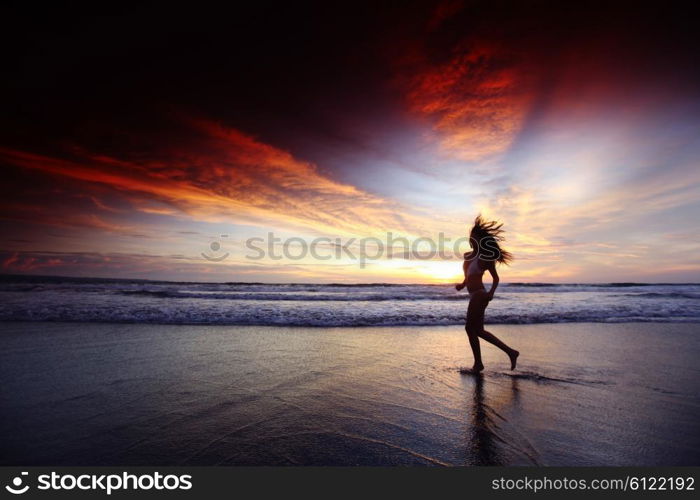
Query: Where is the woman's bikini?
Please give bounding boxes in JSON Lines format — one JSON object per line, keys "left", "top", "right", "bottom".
{"left": 466, "top": 257, "right": 487, "bottom": 294}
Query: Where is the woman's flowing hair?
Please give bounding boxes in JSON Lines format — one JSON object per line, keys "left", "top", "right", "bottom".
{"left": 470, "top": 215, "right": 513, "bottom": 265}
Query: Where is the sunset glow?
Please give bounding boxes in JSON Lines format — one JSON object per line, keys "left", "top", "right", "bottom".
{"left": 1, "top": 2, "right": 699, "bottom": 283}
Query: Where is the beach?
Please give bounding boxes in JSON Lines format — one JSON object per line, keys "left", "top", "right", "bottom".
{"left": 1, "top": 321, "right": 698, "bottom": 466}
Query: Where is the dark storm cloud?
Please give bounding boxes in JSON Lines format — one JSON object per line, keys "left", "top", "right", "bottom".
{"left": 1, "top": 1, "right": 696, "bottom": 159}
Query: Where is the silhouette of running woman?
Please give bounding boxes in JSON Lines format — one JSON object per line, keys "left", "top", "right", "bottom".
{"left": 456, "top": 216, "right": 519, "bottom": 372}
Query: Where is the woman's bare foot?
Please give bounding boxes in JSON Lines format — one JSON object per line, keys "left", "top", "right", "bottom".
{"left": 508, "top": 350, "right": 519, "bottom": 370}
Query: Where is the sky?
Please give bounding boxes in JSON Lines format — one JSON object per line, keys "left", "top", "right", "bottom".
{"left": 1, "top": 1, "right": 699, "bottom": 283}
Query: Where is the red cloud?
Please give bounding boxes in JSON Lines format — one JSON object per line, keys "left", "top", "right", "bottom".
{"left": 404, "top": 41, "right": 537, "bottom": 161}
{"left": 2, "top": 252, "right": 63, "bottom": 272}
{"left": 0, "top": 119, "right": 434, "bottom": 239}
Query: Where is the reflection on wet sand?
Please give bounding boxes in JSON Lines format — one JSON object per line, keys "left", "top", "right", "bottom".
{"left": 1, "top": 322, "right": 698, "bottom": 465}
{"left": 463, "top": 373, "right": 539, "bottom": 465}
{"left": 468, "top": 375, "right": 500, "bottom": 465}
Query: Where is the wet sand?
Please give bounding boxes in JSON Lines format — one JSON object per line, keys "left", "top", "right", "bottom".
{"left": 1, "top": 322, "right": 699, "bottom": 465}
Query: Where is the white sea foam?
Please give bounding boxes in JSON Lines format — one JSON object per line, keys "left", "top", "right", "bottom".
{"left": 0, "top": 276, "right": 699, "bottom": 326}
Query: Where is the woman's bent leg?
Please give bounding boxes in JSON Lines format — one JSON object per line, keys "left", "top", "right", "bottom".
{"left": 478, "top": 329, "right": 513, "bottom": 354}
{"left": 478, "top": 330, "right": 519, "bottom": 370}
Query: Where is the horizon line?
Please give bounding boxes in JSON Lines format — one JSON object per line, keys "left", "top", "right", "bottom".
{"left": 1, "top": 273, "right": 699, "bottom": 287}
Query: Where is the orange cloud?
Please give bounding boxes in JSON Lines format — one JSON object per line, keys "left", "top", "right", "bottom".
{"left": 2, "top": 252, "right": 63, "bottom": 272}
{"left": 405, "top": 42, "right": 536, "bottom": 161}
{"left": 0, "top": 120, "right": 438, "bottom": 240}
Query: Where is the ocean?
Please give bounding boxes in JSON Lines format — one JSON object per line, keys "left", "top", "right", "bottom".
{"left": 1, "top": 275, "right": 699, "bottom": 326}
